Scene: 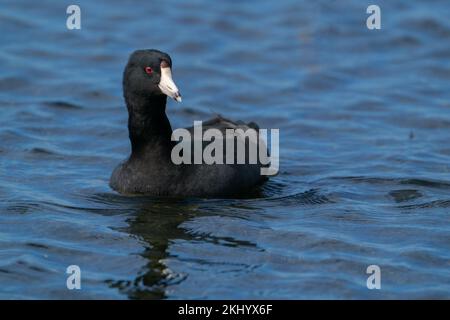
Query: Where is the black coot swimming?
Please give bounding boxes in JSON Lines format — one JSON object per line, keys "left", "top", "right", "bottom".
{"left": 110, "top": 49, "right": 269, "bottom": 197}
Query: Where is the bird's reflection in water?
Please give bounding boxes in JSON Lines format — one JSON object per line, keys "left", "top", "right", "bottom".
{"left": 101, "top": 182, "right": 335, "bottom": 299}
{"left": 104, "top": 192, "right": 267, "bottom": 299}
{"left": 105, "top": 199, "right": 204, "bottom": 299}
{"left": 102, "top": 184, "right": 330, "bottom": 299}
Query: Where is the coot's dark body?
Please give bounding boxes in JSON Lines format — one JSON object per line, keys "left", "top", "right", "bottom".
{"left": 110, "top": 50, "right": 268, "bottom": 197}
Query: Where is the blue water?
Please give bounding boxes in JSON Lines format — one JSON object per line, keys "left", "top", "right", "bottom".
{"left": 1, "top": 0, "right": 449, "bottom": 299}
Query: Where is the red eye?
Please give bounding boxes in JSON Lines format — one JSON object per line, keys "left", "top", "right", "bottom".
{"left": 145, "top": 67, "right": 153, "bottom": 74}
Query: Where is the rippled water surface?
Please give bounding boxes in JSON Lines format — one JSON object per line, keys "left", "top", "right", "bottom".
{"left": 1, "top": 0, "right": 450, "bottom": 299}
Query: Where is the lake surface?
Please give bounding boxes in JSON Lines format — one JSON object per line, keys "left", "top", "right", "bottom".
{"left": 1, "top": 0, "right": 449, "bottom": 299}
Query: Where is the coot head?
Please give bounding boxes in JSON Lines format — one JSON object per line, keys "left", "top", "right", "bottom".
{"left": 123, "top": 49, "right": 182, "bottom": 103}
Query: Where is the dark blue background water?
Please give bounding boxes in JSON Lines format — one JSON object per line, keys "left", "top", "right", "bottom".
{"left": 1, "top": 0, "right": 449, "bottom": 299}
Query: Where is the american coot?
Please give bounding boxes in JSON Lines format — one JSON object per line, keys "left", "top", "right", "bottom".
{"left": 110, "top": 49, "right": 269, "bottom": 197}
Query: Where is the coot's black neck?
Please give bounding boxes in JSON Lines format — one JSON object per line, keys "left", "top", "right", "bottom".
{"left": 125, "top": 94, "right": 173, "bottom": 158}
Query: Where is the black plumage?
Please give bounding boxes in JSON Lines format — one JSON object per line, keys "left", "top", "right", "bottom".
{"left": 110, "top": 49, "right": 269, "bottom": 197}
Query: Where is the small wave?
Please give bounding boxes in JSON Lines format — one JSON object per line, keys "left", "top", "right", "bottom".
{"left": 28, "top": 147, "right": 57, "bottom": 156}
{"left": 406, "top": 18, "right": 450, "bottom": 38}
{"left": 389, "top": 189, "right": 423, "bottom": 203}
{"left": 399, "top": 199, "right": 450, "bottom": 210}
{"left": 258, "top": 188, "right": 334, "bottom": 207}
{"left": 43, "top": 101, "right": 84, "bottom": 110}
{"left": 330, "top": 176, "right": 450, "bottom": 190}
{"left": 4, "top": 201, "right": 42, "bottom": 214}
{"left": 400, "top": 178, "right": 450, "bottom": 189}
